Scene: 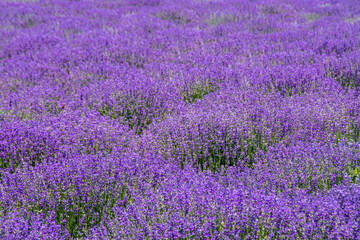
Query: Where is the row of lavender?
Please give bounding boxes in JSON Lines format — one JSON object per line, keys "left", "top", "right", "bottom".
{"left": 1, "top": 0, "right": 360, "bottom": 238}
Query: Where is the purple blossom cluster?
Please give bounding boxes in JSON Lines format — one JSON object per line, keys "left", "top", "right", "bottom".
{"left": 1, "top": 0, "right": 360, "bottom": 238}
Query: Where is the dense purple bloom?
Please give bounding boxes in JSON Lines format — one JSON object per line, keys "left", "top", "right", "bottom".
{"left": 0, "top": 0, "right": 360, "bottom": 238}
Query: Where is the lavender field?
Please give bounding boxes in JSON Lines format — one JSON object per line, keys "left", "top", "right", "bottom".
{"left": 1, "top": 0, "right": 360, "bottom": 239}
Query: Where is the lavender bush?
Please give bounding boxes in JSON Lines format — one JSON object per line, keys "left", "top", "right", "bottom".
{"left": 1, "top": 0, "right": 360, "bottom": 238}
